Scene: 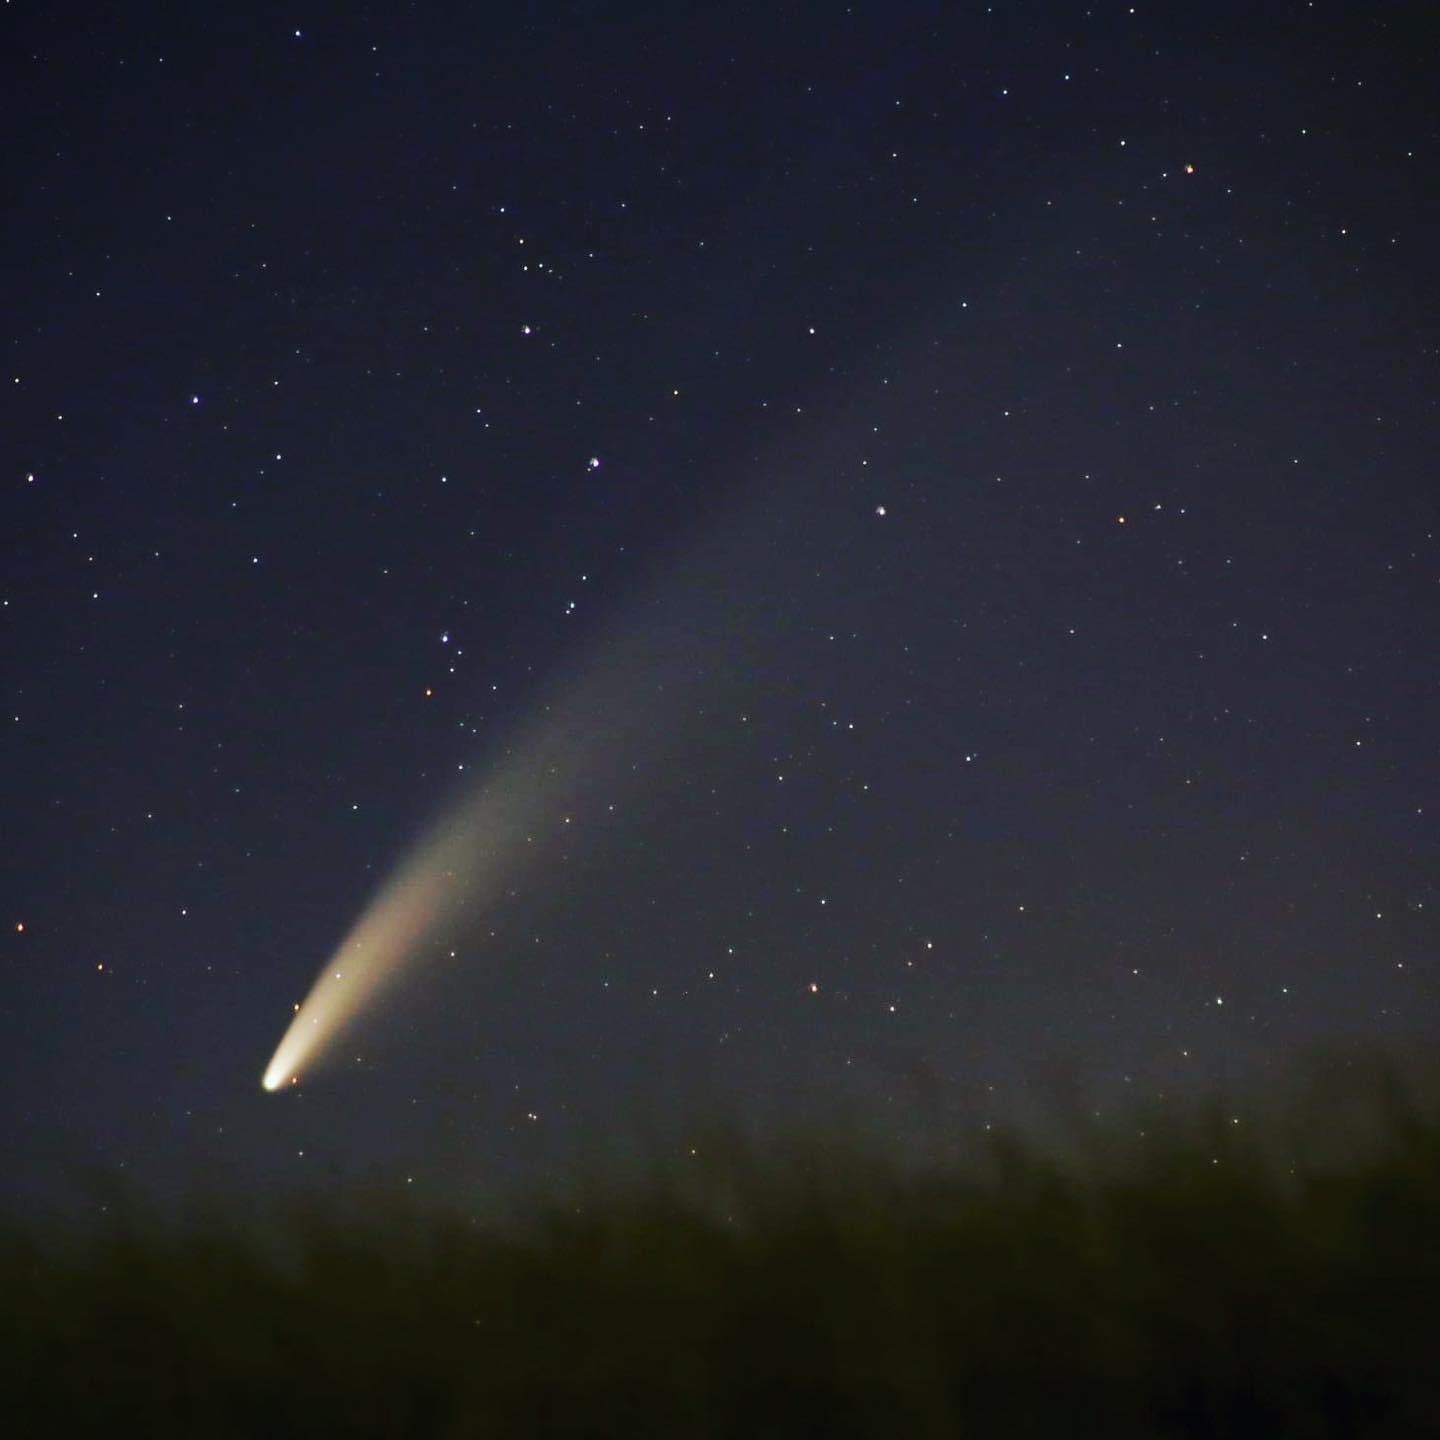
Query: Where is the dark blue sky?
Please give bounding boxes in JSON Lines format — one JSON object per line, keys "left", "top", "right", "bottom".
{"left": 4, "top": 1, "right": 1436, "bottom": 1204}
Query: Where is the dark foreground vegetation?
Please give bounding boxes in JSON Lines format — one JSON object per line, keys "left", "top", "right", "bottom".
{"left": 5, "top": 1068, "right": 1440, "bottom": 1437}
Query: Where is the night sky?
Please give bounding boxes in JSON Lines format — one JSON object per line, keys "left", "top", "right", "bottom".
{"left": 4, "top": 2, "right": 1437, "bottom": 1203}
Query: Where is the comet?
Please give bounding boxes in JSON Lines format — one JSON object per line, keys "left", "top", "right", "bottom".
{"left": 259, "top": 468, "right": 805, "bottom": 1092}
{"left": 259, "top": 566, "right": 743, "bottom": 1090}
{"left": 260, "top": 683, "right": 642, "bottom": 1092}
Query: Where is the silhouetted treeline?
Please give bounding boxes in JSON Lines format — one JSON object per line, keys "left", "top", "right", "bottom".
{"left": 4, "top": 1055, "right": 1439, "bottom": 1437}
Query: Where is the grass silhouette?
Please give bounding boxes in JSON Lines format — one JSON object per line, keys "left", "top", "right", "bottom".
{"left": 5, "top": 1053, "right": 1439, "bottom": 1437}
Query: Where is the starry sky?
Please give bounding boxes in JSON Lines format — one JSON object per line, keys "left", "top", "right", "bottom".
{"left": 4, "top": 1, "right": 1437, "bottom": 1203}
